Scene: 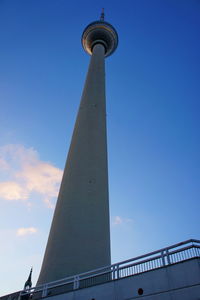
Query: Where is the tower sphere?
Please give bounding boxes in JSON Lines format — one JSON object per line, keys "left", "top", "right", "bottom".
{"left": 82, "top": 20, "right": 118, "bottom": 57}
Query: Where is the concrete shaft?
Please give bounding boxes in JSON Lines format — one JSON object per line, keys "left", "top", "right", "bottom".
{"left": 37, "top": 44, "right": 111, "bottom": 285}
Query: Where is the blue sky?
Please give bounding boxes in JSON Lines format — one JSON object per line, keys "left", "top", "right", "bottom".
{"left": 0, "top": 0, "right": 199, "bottom": 295}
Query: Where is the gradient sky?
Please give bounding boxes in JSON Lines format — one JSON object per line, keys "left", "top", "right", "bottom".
{"left": 0, "top": 0, "right": 199, "bottom": 295}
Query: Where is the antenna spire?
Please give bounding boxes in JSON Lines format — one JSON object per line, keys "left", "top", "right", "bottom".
{"left": 100, "top": 8, "right": 105, "bottom": 21}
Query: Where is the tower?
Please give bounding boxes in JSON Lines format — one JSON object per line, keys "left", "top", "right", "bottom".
{"left": 37, "top": 12, "right": 118, "bottom": 285}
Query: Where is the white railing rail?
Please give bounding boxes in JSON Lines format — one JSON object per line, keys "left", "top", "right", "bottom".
{"left": 15, "top": 239, "right": 200, "bottom": 299}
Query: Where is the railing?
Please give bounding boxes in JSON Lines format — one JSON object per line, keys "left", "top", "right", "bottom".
{"left": 5, "top": 239, "right": 200, "bottom": 300}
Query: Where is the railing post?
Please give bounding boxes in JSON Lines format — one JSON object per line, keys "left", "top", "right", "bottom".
{"left": 18, "top": 291, "right": 23, "bottom": 300}
{"left": 112, "top": 265, "right": 118, "bottom": 280}
{"left": 42, "top": 284, "right": 48, "bottom": 298}
{"left": 77, "top": 275, "right": 80, "bottom": 289}
{"left": 116, "top": 264, "right": 119, "bottom": 279}
{"left": 73, "top": 275, "right": 80, "bottom": 290}
{"left": 194, "top": 245, "right": 200, "bottom": 257}
{"left": 161, "top": 251, "right": 165, "bottom": 266}
{"left": 73, "top": 275, "right": 76, "bottom": 290}
{"left": 111, "top": 265, "right": 115, "bottom": 280}
{"left": 166, "top": 249, "right": 171, "bottom": 264}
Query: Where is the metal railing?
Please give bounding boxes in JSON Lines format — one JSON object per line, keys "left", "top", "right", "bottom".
{"left": 5, "top": 239, "right": 200, "bottom": 300}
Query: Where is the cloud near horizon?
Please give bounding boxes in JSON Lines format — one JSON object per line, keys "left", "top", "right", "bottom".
{"left": 17, "top": 227, "right": 38, "bottom": 236}
{"left": 0, "top": 144, "right": 63, "bottom": 208}
{"left": 112, "top": 216, "right": 133, "bottom": 226}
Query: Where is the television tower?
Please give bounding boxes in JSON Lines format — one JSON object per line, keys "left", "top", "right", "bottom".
{"left": 37, "top": 11, "right": 118, "bottom": 285}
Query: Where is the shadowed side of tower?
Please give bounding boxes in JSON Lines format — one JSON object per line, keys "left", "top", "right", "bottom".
{"left": 37, "top": 15, "right": 118, "bottom": 285}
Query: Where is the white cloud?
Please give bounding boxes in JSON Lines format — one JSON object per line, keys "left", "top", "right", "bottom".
{"left": 112, "top": 216, "right": 133, "bottom": 226}
{"left": 0, "top": 144, "right": 63, "bottom": 208}
{"left": 113, "top": 216, "right": 123, "bottom": 225}
{"left": 17, "top": 227, "right": 37, "bottom": 236}
{"left": 0, "top": 181, "right": 28, "bottom": 200}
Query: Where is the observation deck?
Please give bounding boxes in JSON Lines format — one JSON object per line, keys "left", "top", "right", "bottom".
{"left": 81, "top": 11, "right": 118, "bottom": 57}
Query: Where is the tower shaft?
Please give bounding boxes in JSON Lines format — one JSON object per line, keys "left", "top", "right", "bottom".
{"left": 37, "top": 44, "right": 110, "bottom": 285}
